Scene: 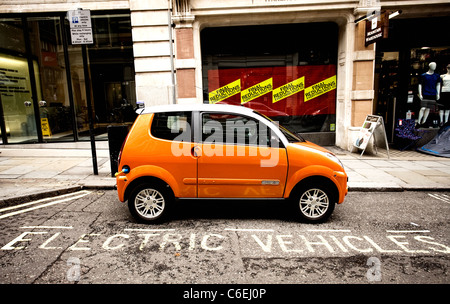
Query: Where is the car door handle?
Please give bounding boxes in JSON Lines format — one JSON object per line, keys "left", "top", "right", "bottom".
{"left": 191, "top": 146, "right": 201, "bottom": 158}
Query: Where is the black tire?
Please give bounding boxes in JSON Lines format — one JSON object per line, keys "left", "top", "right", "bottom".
{"left": 128, "top": 182, "right": 172, "bottom": 224}
{"left": 290, "top": 183, "right": 336, "bottom": 223}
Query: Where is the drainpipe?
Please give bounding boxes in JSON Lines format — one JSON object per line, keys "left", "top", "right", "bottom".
{"left": 168, "top": 1, "right": 176, "bottom": 104}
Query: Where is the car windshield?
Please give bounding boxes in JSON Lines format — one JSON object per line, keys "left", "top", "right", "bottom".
{"left": 253, "top": 111, "right": 305, "bottom": 143}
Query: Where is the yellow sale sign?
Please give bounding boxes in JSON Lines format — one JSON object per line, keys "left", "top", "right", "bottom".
{"left": 304, "top": 75, "right": 336, "bottom": 102}
{"left": 209, "top": 79, "right": 241, "bottom": 104}
{"left": 241, "top": 78, "right": 273, "bottom": 104}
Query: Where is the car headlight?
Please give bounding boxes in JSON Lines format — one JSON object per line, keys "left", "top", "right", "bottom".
{"left": 326, "top": 152, "right": 345, "bottom": 169}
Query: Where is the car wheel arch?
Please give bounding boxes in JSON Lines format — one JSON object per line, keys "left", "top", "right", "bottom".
{"left": 124, "top": 176, "right": 175, "bottom": 203}
{"left": 288, "top": 175, "right": 339, "bottom": 204}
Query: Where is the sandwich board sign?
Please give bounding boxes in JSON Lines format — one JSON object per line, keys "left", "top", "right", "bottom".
{"left": 67, "top": 9, "right": 93, "bottom": 45}
{"left": 354, "top": 114, "right": 390, "bottom": 158}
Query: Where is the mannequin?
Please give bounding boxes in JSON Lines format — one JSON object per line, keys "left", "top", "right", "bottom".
{"left": 417, "top": 62, "right": 441, "bottom": 127}
{"left": 440, "top": 64, "right": 450, "bottom": 125}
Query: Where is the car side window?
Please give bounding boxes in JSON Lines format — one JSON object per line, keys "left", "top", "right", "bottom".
{"left": 202, "top": 112, "right": 280, "bottom": 147}
{"left": 151, "top": 112, "right": 192, "bottom": 141}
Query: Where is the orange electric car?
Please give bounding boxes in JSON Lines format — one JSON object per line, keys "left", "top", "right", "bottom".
{"left": 116, "top": 104, "right": 348, "bottom": 224}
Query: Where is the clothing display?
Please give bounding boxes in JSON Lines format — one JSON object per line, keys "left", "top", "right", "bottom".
{"left": 441, "top": 92, "right": 450, "bottom": 110}
{"left": 441, "top": 73, "right": 450, "bottom": 110}
{"left": 420, "top": 72, "right": 441, "bottom": 98}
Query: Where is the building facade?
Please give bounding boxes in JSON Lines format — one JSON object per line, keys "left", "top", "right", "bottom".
{"left": 0, "top": 0, "right": 449, "bottom": 151}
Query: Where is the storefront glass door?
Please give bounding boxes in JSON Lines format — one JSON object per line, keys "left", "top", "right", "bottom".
{"left": 0, "top": 18, "right": 39, "bottom": 144}
{"left": 27, "top": 16, "right": 75, "bottom": 141}
{"left": 87, "top": 13, "right": 136, "bottom": 139}
{"left": 66, "top": 42, "right": 93, "bottom": 141}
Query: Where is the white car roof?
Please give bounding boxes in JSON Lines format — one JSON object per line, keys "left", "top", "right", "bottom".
{"left": 138, "top": 103, "right": 256, "bottom": 116}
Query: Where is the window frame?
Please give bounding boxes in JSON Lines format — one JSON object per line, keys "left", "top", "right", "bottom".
{"left": 150, "top": 111, "right": 193, "bottom": 142}
{"left": 198, "top": 111, "right": 285, "bottom": 148}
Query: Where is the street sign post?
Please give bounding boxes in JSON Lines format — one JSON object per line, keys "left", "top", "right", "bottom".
{"left": 67, "top": 9, "right": 93, "bottom": 45}
{"left": 67, "top": 9, "right": 98, "bottom": 175}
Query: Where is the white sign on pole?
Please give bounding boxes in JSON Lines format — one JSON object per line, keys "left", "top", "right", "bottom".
{"left": 70, "top": 28, "right": 93, "bottom": 44}
{"left": 67, "top": 9, "right": 93, "bottom": 45}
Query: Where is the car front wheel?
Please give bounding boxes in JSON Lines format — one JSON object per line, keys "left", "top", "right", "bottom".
{"left": 128, "top": 183, "right": 171, "bottom": 224}
{"left": 291, "top": 184, "right": 335, "bottom": 223}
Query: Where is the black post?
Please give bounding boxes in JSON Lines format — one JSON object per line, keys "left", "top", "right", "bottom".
{"left": 23, "top": 17, "right": 43, "bottom": 143}
{"left": 0, "top": 94, "right": 8, "bottom": 144}
{"left": 81, "top": 44, "right": 98, "bottom": 175}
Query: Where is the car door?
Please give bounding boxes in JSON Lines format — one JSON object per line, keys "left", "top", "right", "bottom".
{"left": 196, "top": 111, "right": 288, "bottom": 198}
{"left": 149, "top": 111, "right": 198, "bottom": 198}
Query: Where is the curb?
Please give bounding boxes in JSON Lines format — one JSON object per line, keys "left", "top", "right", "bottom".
{"left": 348, "top": 186, "right": 404, "bottom": 192}
{"left": 348, "top": 186, "right": 450, "bottom": 192}
{"left": 0, "top": 186, "right": 82, "bottom": 208}
{"left": 0, "top": 184, "right": 116, "bottom": 209}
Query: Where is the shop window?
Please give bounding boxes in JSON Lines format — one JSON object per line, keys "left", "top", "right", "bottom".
{"left": 201, "top": 23, "right": 338, "bottom": 134}
{"left": 0, "top": 18, "right": 39, "bottom": 144}
{"left": 85, "top": 13, "right": 136, "bottom": 140}
{"left": 0, "top": 19, "right": 25, "bottom": 54}
{"left": 1, "top": 11, "right": 135, "bottom": 145}
{"left": 375, "top": 17, "right": 450, "bottom": 141}
{"left": 28, "top": 16, "right": 75, "bottom": 142}
{"left": 65, "top": 12, "right": 135, "bottom": 141}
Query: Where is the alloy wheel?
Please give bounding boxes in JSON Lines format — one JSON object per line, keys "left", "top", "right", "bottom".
{"left": 134, "top": 188, "right": 165, "bottom": 219}
{"left": 299, "top": 188, "right": 329, "bottom": 219}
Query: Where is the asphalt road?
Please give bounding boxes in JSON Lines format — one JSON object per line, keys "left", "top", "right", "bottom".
{"left": 0, "top": 190, "right": 449, "bottom": 289}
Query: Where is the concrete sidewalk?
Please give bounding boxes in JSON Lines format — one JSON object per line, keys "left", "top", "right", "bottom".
{"left": 0, "top": 142, "right": 115, "bottom": 205}
{"left": 328, "top": 146, "right": 450, "bottom": 192}
{"left": 0, "top": 142, "right": 449, "bottom": 205}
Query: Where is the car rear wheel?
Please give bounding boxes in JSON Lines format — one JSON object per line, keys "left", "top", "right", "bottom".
{"left": 291, "top": 184, "right": 335, "bottom": 223}
{"left": 128, "top": 183, "right": 171, "bottom": 224}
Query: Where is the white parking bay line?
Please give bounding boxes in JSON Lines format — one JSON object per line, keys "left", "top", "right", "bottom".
{"left": 0, "top": 190, "right": 91, "bottom": 213}
{"left": 386, "top": 230, "right": 430, "bottom": 233}
{"left": 428, "top": 193, "right": 450, "bottom": 204}
{"left": 307, "top": 229, "right": 352, "bottom": 232}
{"left": 0, "top": 191, "right": 91, "bottom": 220}
{"left": 20, "top": 226, "right": 74, "bottom": 229}
{"left": 224, "top": 228, "right": 275, "bottom": 232}
{"left": 124, "top": 228, "right": 176, "bottom": 232}
{"left": 224, "top": 228, "right": 352, "bottom": 233}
